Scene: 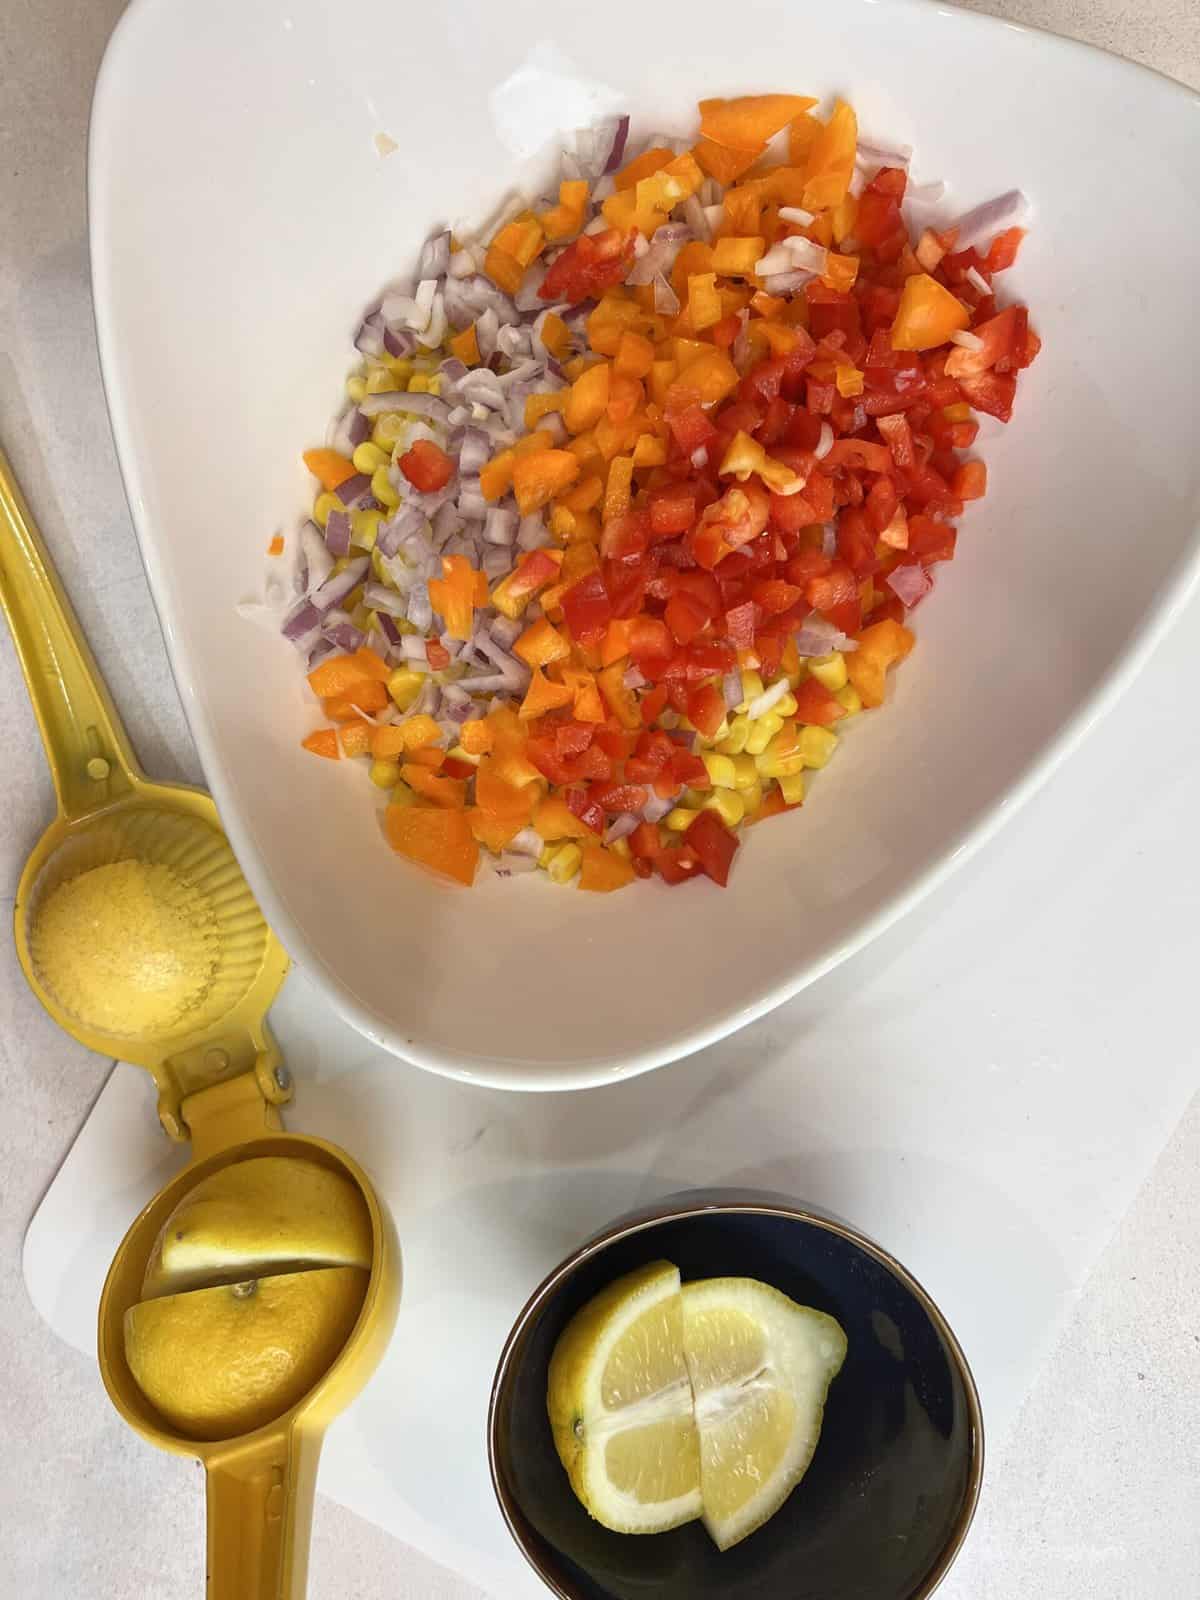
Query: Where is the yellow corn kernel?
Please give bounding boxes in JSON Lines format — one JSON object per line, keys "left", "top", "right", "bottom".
{"left": 386, "top": 668, "right": 425, "bottom": 709}
{"left": 835, "top": 683, "right": 863, "bottom": 716}
{"left": 698, "top": 718, "right": 729, "bottom": 748}
{"left": 547, "top": 843, "right": 583, "bottom": 884}
{"left": 406, "top": 373, "right": 430, "bottom": 394}
{"left": 756, "top": 750, "right": 806, "bottom": 779}
{"left": 680, "top": 788, "right": 709, "bottom": 810}
{"left": 369, "top": 759, "right": 402, "bottom": 789}
{"left": 778, "top": 772, "right": 806, "bottom": 806}
{"left": 538, "top": 846, "right": 555, "bottom": 869}
{"left": 365, "top": 364, "right": 396, "bottom": 395}
{"left": 346, "top": 374, "right": 367, "bottom": 404}
{"left": 809, "top": 651, "right": 848, "bottom": 692}
{"left": 353, "top": 441, "right": 389, "bottom": 475}
{"left": 740, "top": 780, "right": 764, "bottom": 816}
{"left": 382, "top": 354, "right": 413, "bottom": 381}
{"left": 388, "top": 780, "right": 418, "bottom": 808}
{"left": 313, "top": 491, "right": 340, "bottom": 528}
{"left": 738, "top": 669, "right": 764, "bottom": 710}
{"left": 729, "top": 753, "right": 759, "bottom": 790}
{"left": 447, "top": 744, "right": 481, "bottom": 768}
{"left": 774, "top": 690, "right": 799, "bottom": 717}
{"left": 703, "top": 787, "right": 745, "bottom": 828}
{"left": 665, "top": 807, "right": 700, "bottom": 832}
{"left": 351, "top": 508, "right": 383, "bottom": 550}
{"left": 715, "top": 715, "right": 751, "bottom": 756}
{"left": 798, "top": 725, "right": 839, "bottom": 768}
{"left": 371, "top": 413, "right": 407, "bottom": 451}
{"left": 427, "top": 375, "right": 442, "bottom": 397}
{"left": 610, "top": 837, "right": 632, "bottom": 860}
{"left": 371, "top": 465, "right": 400, "bottom": 508}
{"left": 700, "top": 750, "right": 737, "bottom": 789}
{"left": 744, "top": 712, "right": 784, "bottom": 756}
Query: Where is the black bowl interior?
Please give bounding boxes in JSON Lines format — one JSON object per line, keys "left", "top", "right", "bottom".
{"left": 492, "top": 1209, "right": 979, "bottom": 1600}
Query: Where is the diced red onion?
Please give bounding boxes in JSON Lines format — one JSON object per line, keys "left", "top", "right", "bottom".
{"left": 814, "top": 422, "right": 835, "bottom": 461}
{"left": 641, "top": 793, "right": 673, "bottom": 824}
{"left": 282, "top": 598, "right": 322, "bottom": 641}
{"left": 459, "top": 370, "right": 506, "bottom": 411}
{"left": 783, "top": 236, "right": 828, "bottom": 274}
{"left": 538, "top": 410, "right": 568, "bottom": 446}
{"left": 311, "top": 556, "right": 370, "bottom": 613}
{"left": 653, "top": 273, "right": 680, "bottom": 315}
{"left": 745, "top": 677, "right": 792, "bottom": 719}
{"left": 363, "top": 581, "right": 406, "bottom": 616}
{"left": 489, "top": 614, "right": 522, "bottom": 649}
{"left": 755, "top": 243, "right": 795, "bottom": 276}
{"left": 605, "top": 814, "right": 640, "bottom": 844}
{"left": 795, "top": 613, "right": 857, "bottom": 655}
{"left": 821, "top": 525, "right": 838, "bottom": 557}
{"left": 355, "top": 312, "right": 385, "bottom": 357}
{"left": 623, "top": 665, "right": 646, "bottom": 690}
{"left": 517, "top": 513, "right": 551, "bottom": 550}
{"left": 481, "top": 547, "right": 513, "bottom": 582}
{"left": 507, "top": 827, "right": 544, "bottom": 858}
{"left": 456, "top": 671, "right": 515, "bottom": 694}
{"left": 703, "top": 203, "right": 725, "bottom": 234}
{"left": 376, "top": 612, "right": 403, "bottom": 647}
{"left": 778, "top": 206, "right": 815, "bottom": 226}
{"left": 497, "top": 323, "right": 531, "bottom": 360}
{"left": 945, "top": 190, "right": 1030, "bottom": 252}
{"left": 300, "top": 520, "right": 335, "bottom": 593}
{"left": 417, "top": 231, "right": 451, "bottom": 280}
{"left": 376, "top": 505, "right": 424, "bottom": 558}
{"left": 458, "top": 478, "right": 487, "bottom": 519}
{"left": 384, "top": 327, "right": 417, "bottom": 359}
{"left": 448, "top": 246, "right": 476, "bottom": 280}
{"left": 950, "top": 328, "right": 985, "bottom": 351}
{"left": 398, "top": 634, "right": 431, "bottom": 663}
{"left": 437, "top": 357, "right": 469, "bottom": 395}
{"left": 407, "top": 582, "right": 433, "bottom": 633}
{"left": 324, "top": 509, "right": 352, "bottom": 557}
{"left": 856, "top": 138, "right": 912, "bottom": 171}
{"left": 514, "top": 262, "right": 549, "bottom": 310}
{"left": 626, "top": 226, "right": 691, "bottom": 286}
{"left": 357, "top": 390, "right": 449, "bottom": 423}
{"left": 966, "top": 266, "right": 991, "bottom": 297}
{"left": 494, "top": 851, "right": 540, "bottom": 876}
{"left": 331, "top": 472, "right": 372, "bottom": 509}
{"left": 306, "top": 637, "right": 335, "bottom": 668}
{"left": 325, "top": 621, "right": 366, "bottom": 652}
{"left": 763, "top": 269, "right": 813, "bottom": 296}
{"left": 886, "top": 563, "right": 933, "bottom": 607}
{"left": 430, "top": 501, "right": 463, "bottom": 547}
{"left": 484, "top": 507, "right": 518, "bottom": 546}
{"left": 723, "top": 671, "right": 743, "bottom": 711}
{"left": 683, "top": 195, "right": 710, "bottom": 242}
{"left": 475, "top": 306, "right": 500, "bottom": 360}
{"left": 691, "top": 447, "right": 709, "bottom": 469}
{"left": 603, "top": 114, "right": 631, "bottom": 173}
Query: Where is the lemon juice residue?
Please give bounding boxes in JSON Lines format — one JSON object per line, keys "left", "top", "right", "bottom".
{"left": 31, "top": 858, "right": 219, "bottom": 1035}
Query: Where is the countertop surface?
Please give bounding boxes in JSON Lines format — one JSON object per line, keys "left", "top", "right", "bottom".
{"left": 1, "top": 2, "right": 1197, "bottom": 1596}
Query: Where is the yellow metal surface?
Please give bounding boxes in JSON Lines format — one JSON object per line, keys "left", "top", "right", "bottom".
{"left": 1, "top": 448, "right": 400, "bottom": 1598}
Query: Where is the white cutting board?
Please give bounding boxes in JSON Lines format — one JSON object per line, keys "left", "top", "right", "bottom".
{"left": 23, "top": 607, "right": 1200, "bottom": 1598}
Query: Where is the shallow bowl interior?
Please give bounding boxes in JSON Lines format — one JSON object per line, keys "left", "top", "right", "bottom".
{"left": 90, "top": 0, "right": 1200, "bottom": 1085}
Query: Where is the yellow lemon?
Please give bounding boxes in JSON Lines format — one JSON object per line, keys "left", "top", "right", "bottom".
{"left": 547, "top": 1261, "right": 701, "bottom": 1535}
{"left": 142, "top": 1156, "right": 372, "bottom": 1298}
{"left": 681, "top": 1278, "right": 847, "bottom": 1550}
{"left": 124, "top": 1265, "right": 368, "bottom": 1441}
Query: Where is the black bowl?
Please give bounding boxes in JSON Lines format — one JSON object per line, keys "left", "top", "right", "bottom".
{"left": 488, "top": 1192, "right": 982, "bottom": 1600}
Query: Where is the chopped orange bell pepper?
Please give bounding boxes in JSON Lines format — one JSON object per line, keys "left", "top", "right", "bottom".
{"left": 719, "top": 430, "right": 802, "bottom": 494}
{"left": 533, "top": 795, "right": 594, "bottom": 841}
{"left": 560, "top": 666, "right": 606, "bottom": 723}
{"left": 613, "top": 330, "right": 656, "bottom": 379}
{"left": 687, "top": 272, "right": 723, "bottom": 332}
{"left": 564, "top": 362, "right": 611, "bottom": 433}
{"left": 385, "top": 805, "right": 478, "bottom": 885}
{"left": 712, "top": 236, "right": 766, "bottom": 276}
{"left": 306, "top": 646, "right": 388, "bottom": 699}
{"left": 666, "top": 348, "right": 738, "bottom": 408}
{"left": 493, "top": 216, "right": 545, "bottom": 269}
{"left": 692, "top": 137, "right": 765, "bottom": 188}
{"left": 802, "top": 100, "right": 858, "bottom": 211}
{"left": 890, "top": 273, "right": 970, "bottom": 351}
{"left": 788, "top": 111, "right": 823, "bottom": 167}
{"left": 459, "top": 719, "right": 493, "bottom": 756}
{"left": 519, "top": 665, "right": 575, "bottom": 720}
{"left": 400, "top": 764, "right": 468, "bottom": 808}
{"left": 598, "top": 663, "right": 641, "bottom": 731}
{"left": 578, "top": 842, "right": 636, "bottom": 892}
{"left": 616, "top": 148, "right": 675, "bottom": 191}
{"left": 524, "top": 392, "right": 566, "bottom": 430}
{"left": 604, "top": 455, "right": 635, "bottom": 522}
{"left": 514, "top": 617, "right": 570, "bottom": 668}
{"left": 835, "top": 365, "right": 865, "bottom": 398}
{"left": 338, "top": 720, "right": 373, "bottom": 759}
{"left": 449, "top": 323, "right": 481, "bottom": 365}
{"left": 302, "top": 448, "right": 357, "bottom": 491}
{"left": 847, "top": 619, "right": 916, "bottom": 708}
{"left": 822, "top": 250, "right": 859, "bottom": 293}
{"left": 540, "top": 311, "right": 571, "bottom": 361}
{"left": 540, "top": 180, "right": 589, "bottom": 241}
{"left": 512, "top": 449, "right": 581, "bottom": 515}
{"left": 601, "top": 618, "right": 633, "bottom": 667}
{"left": 490, "top": 548, "right": 563, "bottom": 619}
{"left": 632, "top": 432, "right": 667, "bottom": 467}
{"left": 468, "top": 808, "right": 526, "bottom": 853}
{"left": 480, "top": 448, "right": 515, "bottom": 501}
{"left": 301, "top": 728, "right": 339, "bottom": 760}
{"left": 475, "top": 755, "right": 537, "bottom": 822}
{"left": 429, "top": 553, "right": 487, "bottom": 640}
{"left": 699, "top": 94, "right": 818, "bottom": 150}
{"left": 484, "top": 243, "right": 525, "bottom": 295}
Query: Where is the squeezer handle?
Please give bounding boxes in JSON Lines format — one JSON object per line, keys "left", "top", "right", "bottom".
{"left": 0, "top": 446, "right": 141, "bottom": 819}
{"left": 206, "top": 1428, "right": 322, "bottom": 1600}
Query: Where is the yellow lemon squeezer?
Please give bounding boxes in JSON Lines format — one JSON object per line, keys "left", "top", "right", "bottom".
{"left": 1, "top": 448, "right": 399, "bottom": 1599}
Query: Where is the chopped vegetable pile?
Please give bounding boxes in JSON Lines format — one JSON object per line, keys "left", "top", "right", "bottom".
{"left": 282, "top": 92, "right": 1039, "bottom": 891}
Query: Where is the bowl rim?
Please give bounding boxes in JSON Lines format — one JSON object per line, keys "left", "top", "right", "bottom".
{"left": 487, "top": 1193, "right": 985, "bottom": 1600}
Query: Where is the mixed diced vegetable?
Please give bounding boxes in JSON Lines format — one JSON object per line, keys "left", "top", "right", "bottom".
{"left": 281, "top": 92, "right": 1039, "bottom": 890}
